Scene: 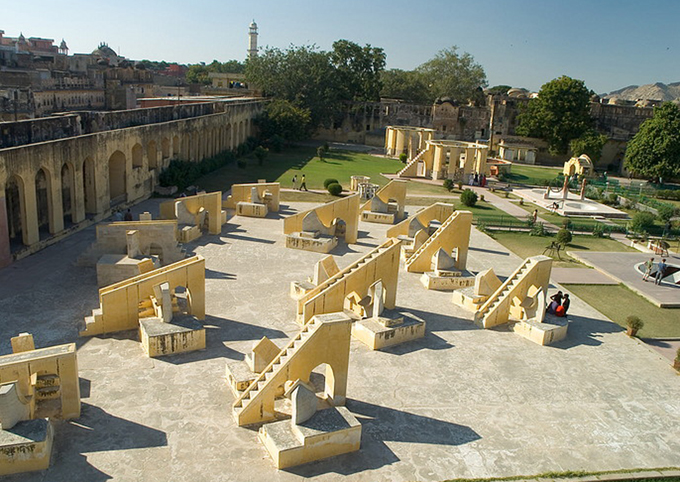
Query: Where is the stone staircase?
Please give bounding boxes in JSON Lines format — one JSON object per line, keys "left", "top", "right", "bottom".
{"left": 233, "top": 314, "right": 349, "bottom": 427}
{"left": 397, "top": 149, "right": 426, "bottom": 178}
{"left": 474, "top": 257, "right": 535, "bottom": 328}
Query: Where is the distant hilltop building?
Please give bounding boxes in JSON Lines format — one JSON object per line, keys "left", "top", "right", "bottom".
{"left": 248, "top": 20, "right": 258, "bottom": 59}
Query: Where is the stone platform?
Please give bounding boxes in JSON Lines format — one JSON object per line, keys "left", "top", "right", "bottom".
{"left": 0, "top": 419, "right": 53, "bottom": 476}
{"left": 139, "top": 315, "right": 205, "bottom": 357}
{"left": 259, "top": 406, "right": 361, "bottom": 469}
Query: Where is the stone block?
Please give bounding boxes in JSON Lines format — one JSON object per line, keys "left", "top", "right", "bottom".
{"left": 361, "top": 211, "right": 395, "bottom": 224}
{"left": 179, "top": 225, "right": 202, "bottom": 243}
{"left": 96, "top": 255, "right": 155, "bottom": 288}
{"left": 246, "top": 337, "right": 280, "bottom": 373}
{"left": 236, "top": 202, "right": 268, "bottom": 218}
{"left": 139, "top": 212, "right": 153, "bottom": 221}
{"left": 352, "top": 315, "right": 425, "bottom": 350}
{"left": 225, "top": 361, "right": 256, "bottom": 397}
{"left": 139, "top": 315, "right": 205, "bottom": 357}
{"left": 10, "top": 333, "right": 34, "bottom": 354}
{"left": 258, "top": 406, "right": 361, "bottom": 469}
{"left": 511, "top": 316, "right": 568, "bottom": 346}
{"left": 290, "top": 281, "right": 316, "bottom": 300}
{"left": 0, "top": 419, "right": 53, "bottom": 476}
{"left": 0, "top": 383, "right": 30, "bottom": 430}
{"left": 285, "top": 234, "right": 338, "bottom": 253}
{"left": 420, "top": 271, "right": 475, "bottom": 291}
{"left": 452, "top": 287, "right": 488, "bottom": 312}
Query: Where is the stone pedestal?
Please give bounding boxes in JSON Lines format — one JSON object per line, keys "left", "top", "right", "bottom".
{"left": 179, "top": 225, "right": 201, "bottom": 243}
{"left": 361, "top": 211, "right": 395, "bottom": 224}
{"left": 237, "top": 202, "right": 268, "bottom": 218}
{"left": 420, "top": 270, "right": 475, "bottom": 291}
{"left": 511, "top": 315, "right": 569, "bottom": 346}
{"left": 96, "top": 255, "right": 156, "bottom": 287}
{"left": 225, "top": 361, "right": 257, "bottom": 397}
{"left": 0, "top": 419, "right": 53, "bottom": 476}
{"left": 352, "top": 315, "right": 425, "bottom": 350}
{"left": 285, "top": 233, "right": 338, "bottom": 253}
{"left": 139, "top": 315, "right": 205, "bottom": 357}
{"left": 258, "top": 406, "right": 361, "bottom": 469}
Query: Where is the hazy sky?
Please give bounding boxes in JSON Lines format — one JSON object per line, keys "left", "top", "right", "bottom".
{"left": 3, "top": 0, "right": 679, "bottom": 94}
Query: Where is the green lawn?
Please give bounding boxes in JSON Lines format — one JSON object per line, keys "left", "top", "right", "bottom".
{"left": 491, "top": 231, "right": 636, "bottom": 268}
{"left": 565, "top": 283, "right": 680, "bottom": 338}
{"left": 196, "top": 146, "right": 404, "bottom": 192}
{"left": 505, "top": 164, "right": 562, "bottom": 186}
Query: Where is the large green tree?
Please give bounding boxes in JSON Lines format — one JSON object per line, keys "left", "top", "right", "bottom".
{"left": 245, "top": 45, "right": 341, "bottom": 128}
{"left": 416, "top": 46, "right": 487, "bottom": 103}
{"left": 255, "top": 99, "right": 311, "bottom": 142}
{"left": 330, "top": 40, "right": 386, "bottom": 102}
{"left": 625, "top": 102, "right": 680, "bottom": 180}
{"left": 516, "top": 76, "right": 594, "bottom": 155}
{"left": 570, "top": 129, "right": 608, "bottom": 162}
{"left": 186, "top": 60, "right": 245, "bottom": 84}
{"left": 380, "top": 68, "right": 431, "bottom": 104}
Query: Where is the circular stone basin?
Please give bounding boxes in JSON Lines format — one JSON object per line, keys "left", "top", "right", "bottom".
{"left": 564, "top": 202, "right": 598, "bottom": 211}
{"left": 634, "top": 261, "right": 680, "bottom": 286}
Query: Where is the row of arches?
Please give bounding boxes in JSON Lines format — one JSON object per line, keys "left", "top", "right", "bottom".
{"left": 3, "top": 116, "right": 255, "bottom": 253}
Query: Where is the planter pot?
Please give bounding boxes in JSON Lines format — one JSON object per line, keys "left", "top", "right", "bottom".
{"left": 626, "top": 327, "right": 638, "bottom": 337}
{"left": 673, "top": 359, "right": 680, "bottom": 371}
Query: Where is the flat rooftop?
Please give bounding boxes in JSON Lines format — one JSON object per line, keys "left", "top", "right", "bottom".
{"left": 0, "top": 199, "right": 678, "bottom": 481}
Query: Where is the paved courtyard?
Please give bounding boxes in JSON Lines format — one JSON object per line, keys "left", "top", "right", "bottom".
{"left": 1, "top": 200, "right": 679, "bottom": 482}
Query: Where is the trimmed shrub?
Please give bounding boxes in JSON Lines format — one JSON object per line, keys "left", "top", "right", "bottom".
{"left": 327, "top": 182, "right": 343, "bottom": 196}
{"left": 530, "top": 222, "right": 547, "bottom": 236}
{"left": 556, "top": 228, "right": 573, "bottom": 246}
{"left": 626, "top": 315, "right": 643, "bottom": 331}
{"left": 324, "top": 178, "right": 339, "bottom": 189}
{"left": 399, "top": 153, "right": 408, "bottom": 163}
{"left": 629, "top": 211, "right": 656, "bottom": 233}
{"left": 236, "top": 159, "right": 247, "bottom": 169}
{"left": 443, "top": 179, "right": 454, "bottom": 192}
{"left": 460, "top": 189, "right": 478, "bottom": 207}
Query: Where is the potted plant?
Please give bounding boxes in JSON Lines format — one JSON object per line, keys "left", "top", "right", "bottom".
{"left": 626, "top": 315, "right": 644, "bottom": 337}
{"left": 674, "top": 348, "right": 680, "bottom": 371}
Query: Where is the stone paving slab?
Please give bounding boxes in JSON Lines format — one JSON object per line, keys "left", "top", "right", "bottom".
{"left": 570, "top": 251, "right": 680, "bottom": 307}
{"left": 550, "top": 268, "right": 618, "bottom": 285}
{"left": 0, "top": 201, "right": 679, "bottom": 481}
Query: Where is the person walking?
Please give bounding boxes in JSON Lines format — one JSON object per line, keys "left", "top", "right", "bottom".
{"left": 292, "top": 174, "right": 298, "bottom": 190}
{"left": 532, "top": 209, "right": 538, "bottom": 224}
{"left": 642, "top": 257, "right": 654, "bottom": 281}
{"left": 299, "top": 174, "right": 308, "bottom": 191}
{"left": 655, "top": 258, "right": 667, "bottom": 285}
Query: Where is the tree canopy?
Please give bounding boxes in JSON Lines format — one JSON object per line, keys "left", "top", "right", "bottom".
{"left": 255, "top": 99, "right": 311, "bottom": 143}
{"left": 330, "top": 40, "right": 385, "bottom": 102}
{"left": 516, "top": 76, "right": 594, "bottom": 155}
{"left": 380, "top": 68, "right": 431, "bottom": 104}
{"left": 625, "top": 102, "right": 680, "bottom": 180}
{"left": 416, "top": 46, "right": 487, "bottom": 103}
{"left": 186, "top": 60, "right": 245, "bottom": 84}
{"left": 570, "top": 129, "right": 608, "bottom": 163}
{"left": 245, "top": 45, "right": 341, "bottom": 128}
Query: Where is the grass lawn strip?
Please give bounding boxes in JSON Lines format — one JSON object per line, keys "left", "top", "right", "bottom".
{"left": 565, "top": 283, "right": 680, "bottom": 338}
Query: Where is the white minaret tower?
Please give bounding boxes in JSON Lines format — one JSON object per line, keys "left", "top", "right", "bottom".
{"left": 248, "top": 20, "right": 258, "bottom": 59}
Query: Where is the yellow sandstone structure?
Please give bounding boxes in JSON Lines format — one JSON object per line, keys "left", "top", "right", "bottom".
{"left": 224, "top": 182, "right": 280, "bottom": 218}
{"left": 453, "top": 256, "right": 568, "bottom": 345}
{"left": 0, "top": 335, "right": 80, "bottom": 476}
{"left": 81, "top": 256, "right": 206, "bottom": 356}
{"left": 295, "top": 238, "right": 401, "bottom": 325}
{"left": 384, "top": 126, "right": 435, "bottom": 158}
{"left": 160, "top": 191, "right": 226, "bottom": 243}
{"left": 360, "top": 180, "right": 407, "bottom": 224}
{"left": 283, "top": 194, "right": 360, "bottom": 252}
{"left": 232, "top": 312, "right": 353, "bottom": 426}
{"left": 389, "top": 129, "right": 490, "bottom": 182}
{"left": 563, "top": 154, "right": 594, "bottom": 177}
{"left": 289, "top": 255, "right": 340, "bottom": 300}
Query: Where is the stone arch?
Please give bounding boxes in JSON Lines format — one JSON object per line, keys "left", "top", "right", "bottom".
{"left": 35, "top": 168, "right": 53, "bottom": 239}
{"left": 213, "top": 128, "right": 219, "bottom": 155}
{"left": 147, "top": 140, "right": 158, "bottom": 169}
{"left": 61, "top": 162, "right": 75, "bottom": 226}
{"left": 173, "top": 285, "right": 193, "bottom": 316}
{"left": 234, "top": 123, "right": 240, "bottom": 148}
{"left": 226, "top": 124, "right": 232, "bottom": 150}
{"left": 161, "top": 137, "right": 170, "bottom": 160}
{"left": 172, "top": 135, "right": 180, "bottom": 158}
{"left": 308, "top": 362, "right": 340, "bottom": 402}
{"left": 82, "top": 157, "right": 97, "bottom": 215}
{"left": 5, "top": 174, "right": 27, "bottom": 247}
{"left": 132, "top": 143, "right": 143, "bottom": 168}
{"left": 108, "top": 150, "right": 127, "bottom": 204}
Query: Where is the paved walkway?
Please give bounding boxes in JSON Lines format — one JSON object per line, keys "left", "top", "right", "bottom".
{"left": 571, "top": 251, "right": 680, "bottom": 307}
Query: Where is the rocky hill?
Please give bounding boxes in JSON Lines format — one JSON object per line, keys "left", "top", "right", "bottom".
{"left": 604, "top": 82, "right": 680, "bottom": 102}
